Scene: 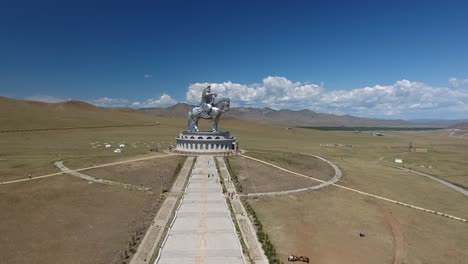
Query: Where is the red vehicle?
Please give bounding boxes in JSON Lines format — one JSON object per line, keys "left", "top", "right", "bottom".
{"left": 288, "top": 255, "right": 310, "bottom": 263}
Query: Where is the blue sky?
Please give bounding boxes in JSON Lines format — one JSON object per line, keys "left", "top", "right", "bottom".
{"left": 1, "top": 0, "right": 467, "bottom": 119}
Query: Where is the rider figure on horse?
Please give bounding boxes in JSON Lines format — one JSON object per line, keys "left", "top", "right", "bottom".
{"left": 199, "top": 85, "right": 217, "bottom": 118}
{"left": 187, "top": 85, "right": 229, "bottom": 132}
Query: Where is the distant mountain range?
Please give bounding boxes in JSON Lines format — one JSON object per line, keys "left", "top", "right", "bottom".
{"left": 449, "top": 122, "right": 468, "bottom": 130}
{"left": 139, "top": 103, "right": 466, "bottom": 128}
{"left": 1, "top": 96, "right": 467, "bottom": 129}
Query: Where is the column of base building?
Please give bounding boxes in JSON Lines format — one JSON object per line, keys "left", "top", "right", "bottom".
{"left": 175, "top": 131, "right": 239, "bottom": 153}
{"left": 175, "top": 142, "right": 235, "bottom": 153}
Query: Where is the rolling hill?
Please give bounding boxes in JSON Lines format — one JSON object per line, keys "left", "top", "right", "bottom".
{"left": 0, "top": 97, "right": 157, "bottom": 131}
{"left": 140, "top": 103, "right": 193, "bottom": 118}
{"left": 449, "top": 122, "right": 468, "bottom": 130}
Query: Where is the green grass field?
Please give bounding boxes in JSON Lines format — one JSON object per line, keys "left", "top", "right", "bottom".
{"left": 225, "top": 127, "right": 468, "bottom": 264}
{"left": 1, "top": 102, "right": 467, "bottom": 264}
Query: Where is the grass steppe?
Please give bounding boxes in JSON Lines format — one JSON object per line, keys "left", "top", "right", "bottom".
{"left": 0, "top": 118, "right": 186, "bottom": 182}
{"left": 1, "top": 100, "right": 467, "bottom": 264}
{"left": 227, "top": 152, "right": 334, "bottom": 194}
{"left": 81, "top": 156, "right": 186, "bottom": 190}
{"left": 224, "top": 126, "right": 468, "bottom": 263}
{"left": 240, "top": 150, "right": 335, "bottom": 182}
{"left": 1, "top": 98, "right": 193, "bottom": 263}
{"left": 0, "top": 156, "right": 184, "bottom": 264}
{"left": 227, "top": 156, "right": 313, "bottom": 193}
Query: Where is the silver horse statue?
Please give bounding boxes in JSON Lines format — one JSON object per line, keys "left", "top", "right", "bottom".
{"left": 187, "top": 86, "right": 230, "bottom": 132}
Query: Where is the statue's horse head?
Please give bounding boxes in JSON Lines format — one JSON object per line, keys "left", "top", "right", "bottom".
{"left": 214, "top": 98, "right": 230, "bottom": 113}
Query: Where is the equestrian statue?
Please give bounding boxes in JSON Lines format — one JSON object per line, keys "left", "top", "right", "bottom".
{"left": 187, "top": 85, "right": 230, "bottom": 132}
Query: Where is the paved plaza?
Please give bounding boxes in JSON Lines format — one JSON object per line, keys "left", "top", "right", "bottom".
{"left": 156, "top": 156, "right": 245, "bottom": 264}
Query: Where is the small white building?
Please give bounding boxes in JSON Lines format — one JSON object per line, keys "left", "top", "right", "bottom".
{"left": 114, "top": 148, "right": 122, "bottom": 153}
{"left": 394, "top": 158, "right": 403, "bottom": 163}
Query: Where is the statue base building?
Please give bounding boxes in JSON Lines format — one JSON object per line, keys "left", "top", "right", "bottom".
{"left": 175, "top": 131, "right": 238, "bottom": 153}
{"left": 176, "top": 85, "right": 238, "bottom": 153}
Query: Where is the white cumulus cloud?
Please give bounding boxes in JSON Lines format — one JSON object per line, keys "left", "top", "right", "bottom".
{"left": 25, "top": 95, "right": 68, "bottom": 103}
{"left": 90, "top": 97, "right": 129, "bottom": 107}
{"left": 186, "top": 76, "right": 468, "bottom": 119}
{"left": 23, "top": 93, "right": 178, "bottom": 109}
{"left": 187, "top": 76, "right": 323, "bottom": 109}
{"left": 449, "top": 77, "right": 468, "bottom": 88}
{"left": 132, "top": 94, "right": 177, "bottom": 108}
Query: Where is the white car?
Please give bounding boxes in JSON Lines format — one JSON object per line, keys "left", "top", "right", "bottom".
{"left": 114, "top": 148, "right": 122, "bottom": 153}
{"left": 119, "top": 144, "right": 125, "bottom": 147}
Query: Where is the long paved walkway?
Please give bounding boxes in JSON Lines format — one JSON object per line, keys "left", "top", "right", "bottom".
{"left": 217, "top": 157, "right": 269, "bottom": 264}
{"left": 156, "top": 156, "right": 245, "bottom": 264}
{"left": 131, "top": 157, "right": 195, "bottom": 264}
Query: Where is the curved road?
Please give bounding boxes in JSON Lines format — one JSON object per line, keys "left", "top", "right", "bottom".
{"left": 240, "top": 154, "right": 342, "bottom": 197}
{"left": 55, "top": 161, "right": 151, "bottom": 191}
{"left": 238, "top": 154, "right": 467, "bottom": 223}
{"left": 382, "top": 163, "right": 468, "bottom": 197}
{"left": 0, "top": 153, "right": 174, "bottom": 186}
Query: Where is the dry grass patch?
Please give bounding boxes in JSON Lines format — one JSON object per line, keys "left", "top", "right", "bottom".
{"left": 248, "top": 187, "right": 468, "bottom": 264}
{"left": 228, "top": 156, "right": 313, "bottom": 194}
{"left": 244, "top": 150, "right": 335, "bottom": 181}
{"left": 247, "top": 188, "right": 395, "bottom": 264}
{"left": 0, "top": 156, "right": 185, "bottom": 264}
{"left": 81, "top": 156, "right": 185, "bottom": 190}
{"left": 336, "top": 157, "right": 468, "bottom": 219}
{"left": 385, "top": 202, "right": 468, "bottom": 264}
{"left": 0, "top": 122, "right": 183, "bottom": 182}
